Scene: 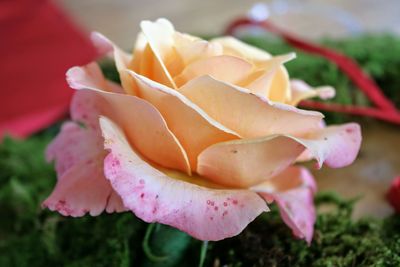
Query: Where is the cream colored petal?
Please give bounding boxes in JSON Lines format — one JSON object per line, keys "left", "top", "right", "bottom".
{"left": 268, "top": 66, "right": 291, "bottom": 102}
{"left": 129, "top": 32, "right": 149, "bottom": 73}
{"left": 197, "top": 135, "right": 306, "bottom": 187}
{"left": 174, "top": 32, "right": 223, "bottom": 65}
{"left": 289, "top": 79, "right": 336, "bottom": 106}
{"left": 140, "top": 18, "right": 177, "bottom": 88}
{"left": 179, "top": 75, "right": 324, "bottom": 138}
{"left": 211, "top": 37, "right": 294, "bottom": 102}
{"left": 174, "top": 55, "right": 253, "bottom": 87}
{"left": 239, "top": 53, "right": 295, "bottom": 100}
{"left": 211, "top": 36, "right": 272, "bottom": 62}
{"left": 90, "top": 32, "right": 136, "bottom": 95}
{"left": 126, "top": 70, "right": 239, "bottom": 169}
{"left": 67, "top": 63, "right": 191, "bottom": 174}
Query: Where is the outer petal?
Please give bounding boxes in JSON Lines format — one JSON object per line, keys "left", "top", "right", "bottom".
{"left": 127, "top": 70, "right": 239, "bottom": 169}
{"left": 174, "top": 55, "right": 253, "bottom": 87}
{"left": 198, "top": 123, "right": 361, "bottom": 187}
{"left": 67, "top": 63, "right": 191, "bottom": 174}
{"left": 43, "top": 121, "right": 126, "bottom": 216}
{"left": 197, "top": 135, "right": 305, "bottom": 187}
{"left": 179, "top": 75, "right": 324, "bottom": 137}
{"left": 100, "top": 116, "right": 268, "bottom": 241}
{"left": 90, "top": 32, "right": 136, "bottom": 95}
{"left": 43, "top": 155, "right": 126, "bottom": 216}
{"left": 293, "top": 123, "right": 362, "bottom": 168}
{"left": 46, "top": 121, "right": 102, "bottom": 176}
{"left": 289, "top": 79, "right": 335, "bottom": 106}
{"left": 252, "top": 167, "right": 317, "bottom": 244}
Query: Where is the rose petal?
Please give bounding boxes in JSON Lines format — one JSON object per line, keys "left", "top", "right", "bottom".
{"left": 140, "top": 18, "right": 177, "bottom": 88}
{"left": 289, "top": 79, "right": 335, "bottom": 106}
{"left": 178, "top": 75, "right": 324, "bottom": 137}
{"left": 46, "top": 121, "right": 103, "bottom": 176}
{"left": 211, "top": 37, "right": 294, "bottom": 102}
{"left": 211, "top": 36, "right": 272, "bottom": 62}
{"left": 43, "top": 156, "right": 126, "bottom": 216}
{"left": 174, "top": 32, "right": 223, "bottom": 66}
{"left": 90, "top": 32, "right": 136, "bottom": 94}
{"left": 130, "top": 33, "right": 158, "bottom": 78}
{"left": 126, "top": 70, "right": 239, "bottom": 169}
{"left": 252, "top": 166, "right": 316, "bottom": 244}
{"left": 198, "top": 123, "right": 360, "bottom": 187}
{"left": 100, "top": 116, "right": 268, "bottom": 241}
{"left": 174, "top": 55, "right": 253, "bottom": 87}
{"left": 292, "top": 123, "right": 362, "bottom": 168}
{"left": 67, "top": 63, "right": 191, "bottom": 174}
{"left": 267, "top": 66, "right": 291, "bottom": 102}
{"left": 43, "top": 121, "right": 126, "bottom": 216}
{"left": 197, "top": 135, "right": 305, "bottom": 187}
{"left": 239, "top": 53, "right": 295, "bottom": 99}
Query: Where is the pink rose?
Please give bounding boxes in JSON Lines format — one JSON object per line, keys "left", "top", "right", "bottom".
{"left": 43, "top": 19, "right": 361, "bottom": 243}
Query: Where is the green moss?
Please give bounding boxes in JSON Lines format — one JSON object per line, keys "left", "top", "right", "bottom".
{"left": 207, "top": 193, "right": 400, "bottom": 267}
{"left": 1, "top": 35, "right": 400, "bottom": 266}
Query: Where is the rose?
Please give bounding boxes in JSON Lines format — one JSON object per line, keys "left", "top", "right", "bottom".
{"left": 43, "top": 18, "right": 361, "bottom": 243}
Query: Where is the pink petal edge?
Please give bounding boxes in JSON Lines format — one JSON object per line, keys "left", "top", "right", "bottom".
{"left": 100, "top": 116, "right": 268, "bottom": 241}
{"left": 253, "top": 166, "right": 317, "bottom": 244}
{"left": 43, "top": 120, "right": 126, "bottom": 216}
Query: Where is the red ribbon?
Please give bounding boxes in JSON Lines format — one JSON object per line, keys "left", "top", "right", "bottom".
{"left": 225, "top": 18, "right": 400, "bottom": 124}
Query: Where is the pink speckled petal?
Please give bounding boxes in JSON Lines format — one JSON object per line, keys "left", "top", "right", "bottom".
{"left": 174, "top": 55, "right": 253, "bottom": 87}
{"left": 43, "top": 122, "right": 126, "bottom": 216}
{"left": 100, "top": 116, "right": 268, "bottom": 241}
{"left": 67, "top": 63, "right": 191, "bottom": 174}
{"left": 197, "top": 135, "right": 305, "bottom": 187}
{"left": 291, "top": 123, "right": 362, "bottom": 168}
{"left": 127, "top": 70, "right": 239, "bottom": 170}
{"left": 46, "top": 121, "right": 102, "bottom": 177}
{"left": 289, "top": 79, "right": 335, "bottom": 106}
{"left": 90, "top": 32, "right": 136, "bottom": 94}
{"left": 252, "top": 166, "right": 317, "bottom": 244}
{"left": 179, "top": 75, "right": 324, "bottom": 137}
{"left": 43, "top": 157, "right": 126, "bottom": 216}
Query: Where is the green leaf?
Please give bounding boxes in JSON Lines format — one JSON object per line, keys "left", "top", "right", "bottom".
{"left": 141, "top": 224, "right": 191, "bottom": 267}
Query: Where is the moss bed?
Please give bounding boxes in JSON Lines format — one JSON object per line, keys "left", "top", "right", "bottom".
{"left": 1, "top": 35, "right": 400, "bottom": 266}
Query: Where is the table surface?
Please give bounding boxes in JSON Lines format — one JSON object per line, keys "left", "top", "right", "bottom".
{"left": 57, "top": 0, "right": 400, "bottom": 219}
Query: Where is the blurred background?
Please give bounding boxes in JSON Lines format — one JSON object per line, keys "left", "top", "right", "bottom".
{"left": 58, "top": 0, "right": 400, "bottom": 49}
{"left": 1, "top": 0, "right": 400, "bottom": 220}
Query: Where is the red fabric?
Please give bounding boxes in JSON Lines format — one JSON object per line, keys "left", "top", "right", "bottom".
{"left": 0, "top": 0, "right": 97, "bottom": 138}
{"left": 225, "top": 18, "right": 400, "bottom": 124}
{"left": 387, "top": 176, "right": 400, "bottom": 213}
